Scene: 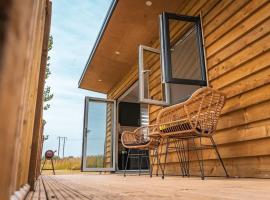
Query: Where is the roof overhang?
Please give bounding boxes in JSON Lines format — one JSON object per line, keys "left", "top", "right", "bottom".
{"left": 79, "top": 0, "right": 188, "bottom": 93}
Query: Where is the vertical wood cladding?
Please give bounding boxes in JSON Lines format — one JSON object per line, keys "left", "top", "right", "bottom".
{"left": 0, "top": 0, "right": 51, "bottom": 199}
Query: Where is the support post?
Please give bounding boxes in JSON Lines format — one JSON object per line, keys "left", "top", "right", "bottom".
{"left": 28, "top": 0, "right": 52, "bottom": 190}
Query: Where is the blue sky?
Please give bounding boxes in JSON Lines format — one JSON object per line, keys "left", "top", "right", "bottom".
{"left": 43, "top": 0, "right": 112, "bottom": 157}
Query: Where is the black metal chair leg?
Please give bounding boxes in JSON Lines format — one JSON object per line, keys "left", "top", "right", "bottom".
{"left": 145, "top": 149, "right": 151, "bottom": 177}
{"left": 173, "top": 139, "right": 185, "bottom": 177}
{"left": 148, "top": 148, "right": 153, "bottom": 177}
{"left": 210, "top": 136, "right": 229, "bottom": 178}
{"left": 192, "top": 138, "right": 204, "bottom": 180}
{"left": 150, "top": 145, "right": 159, "bottom": 177}
{"left": 199, "top": 138, "right": 204, "bottom": 179}
{"left": 161, "top": 138, "right": 169, "bottom": 179}
{"left": 187, "top": 138, "right": 190, "bottom": 177}
{"left": 156, "top": 138, "right": 163, "bottom": 177}
{"left": 155, "top": 148, "right": 159, "bottom": 176}
{"left": 124, "top": 149, "right": 130, "bottom": 177}
{"left": 150, "top": 149, "right": 157, "bottom": 177}
{"left": 179, "top": 139, "right": 189, "bottom": 177}
{"left": 181, "top": 139, "right": 189, "bottom": 177}
{"left": 139, "top": 150, "right": 142, "bottom": 176}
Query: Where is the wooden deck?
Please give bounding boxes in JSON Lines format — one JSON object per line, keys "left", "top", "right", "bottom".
{"left": 26, "top": 174, "right": 270, "bottom": 199}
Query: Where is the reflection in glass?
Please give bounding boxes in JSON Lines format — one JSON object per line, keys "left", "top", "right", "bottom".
{"left": 169, "top": 19, "right": 202, "bottom": 81}
{"left": 86, "top": 101, "right": 113, "bottom": 168}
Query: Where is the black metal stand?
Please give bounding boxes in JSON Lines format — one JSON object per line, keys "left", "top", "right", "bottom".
{"left": 41, "top": 158, "right": 55, "bottom": 175}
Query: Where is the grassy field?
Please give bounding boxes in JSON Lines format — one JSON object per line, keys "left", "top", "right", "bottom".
{"left": 41, "top": 155, "right": 104, "bottom": 171}
{"left": 42, "top": 157, "right": 81, "bottom": 170}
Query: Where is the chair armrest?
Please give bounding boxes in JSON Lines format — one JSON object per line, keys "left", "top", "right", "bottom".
{"left": 133, "top": 124, "right": 159, "bottom": 135}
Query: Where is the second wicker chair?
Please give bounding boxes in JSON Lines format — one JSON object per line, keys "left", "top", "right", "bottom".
{"left": 121, "top": 125, "right": 161, "bottom": 177}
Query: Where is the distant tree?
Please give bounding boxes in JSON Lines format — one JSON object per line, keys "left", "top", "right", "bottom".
{"left": 44, "top": 135, "right": 49, "bottom": 141}
{"left": 43, "top": 35, "right": 54, "bottom": 111}
{"left": 43, "top": 35, "right": 54, "bottom": 126}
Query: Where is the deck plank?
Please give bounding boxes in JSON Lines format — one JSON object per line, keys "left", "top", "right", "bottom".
{"left": 47, "top": 174, "right": 270, "bottom": 200}
{"left": 26, "top": 176, "right": 47, "bottom": 200}
{"left": 27, "top": 174, "right": 270, "bottom": 199}
{"left": 42, "top": 175, "right": 93, "bottom": 200}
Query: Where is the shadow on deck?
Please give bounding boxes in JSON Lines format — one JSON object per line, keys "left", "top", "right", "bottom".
{"left": 26, "top": 174, "right": 270, "bottom": 200}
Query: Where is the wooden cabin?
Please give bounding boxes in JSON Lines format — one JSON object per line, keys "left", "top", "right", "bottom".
{"left": 79, "top": 0, "right": 270, "bottom": 178}
{"left": 0, "top": 0, "right": 52, "bottom": 199}
{"left": 0, "top": 0, "right": 269, "bottom": 199}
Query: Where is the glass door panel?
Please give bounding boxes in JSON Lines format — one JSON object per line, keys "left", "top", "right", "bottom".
{"left": 82, "top": 97, "right": 115, "bottom": 171}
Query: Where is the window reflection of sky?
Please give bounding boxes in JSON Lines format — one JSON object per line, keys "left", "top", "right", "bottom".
{"left": 86, "top": 101, "right": 108, "bottom": 156}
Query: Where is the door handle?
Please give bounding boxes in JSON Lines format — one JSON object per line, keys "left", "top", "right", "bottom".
{"left": 84, "top": 128, "right": 90, "bottom": 136}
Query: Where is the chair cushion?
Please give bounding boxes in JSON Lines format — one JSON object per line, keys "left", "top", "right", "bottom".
{"left": 159, "top": 121, "right": 192, "bottom": 133}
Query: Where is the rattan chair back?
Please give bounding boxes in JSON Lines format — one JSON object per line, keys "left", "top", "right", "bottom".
{"left": 157, "top": 87, "right": 226, "bottom": 136}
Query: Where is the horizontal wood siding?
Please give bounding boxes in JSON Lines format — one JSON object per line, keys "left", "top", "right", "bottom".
{"left": 159, "top": 0, "right": 270, "bottom": 178}
{"left": 108, "top": 0, "right": 270, "bottom": 178}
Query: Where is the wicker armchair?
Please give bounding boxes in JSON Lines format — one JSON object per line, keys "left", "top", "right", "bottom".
{"left": 156, "top": 87, "right": 228, "bottom": 179}
{"left": 121, "top": 125, "right": 160, "bottom": 177}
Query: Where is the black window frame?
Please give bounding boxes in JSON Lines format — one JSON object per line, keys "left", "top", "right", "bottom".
{"left": 161, "top": 12, "right": 207, "bottom": 86}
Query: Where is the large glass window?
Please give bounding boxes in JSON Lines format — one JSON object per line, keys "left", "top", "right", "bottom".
{"left": 160, "top": 12, "right": 207, "bottom": 85}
